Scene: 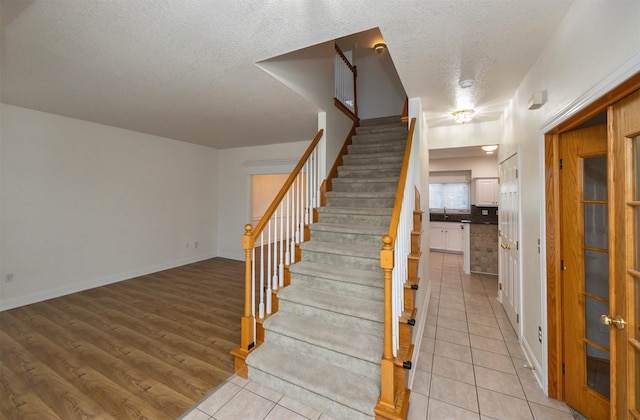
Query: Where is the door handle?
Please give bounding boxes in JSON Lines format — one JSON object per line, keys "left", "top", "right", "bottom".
{"left": 600, "top": 314, "right": 627, "bottom": 329}
{"left": 501, "top": 243, "right": 511, "bottom": 249}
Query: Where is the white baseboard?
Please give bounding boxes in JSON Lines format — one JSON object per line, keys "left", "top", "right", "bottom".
{"left": 0, "top": 252, "right": 217, "bottom": 312}
{"left": 521, "top": 336, "right": 544, "bottom": 387}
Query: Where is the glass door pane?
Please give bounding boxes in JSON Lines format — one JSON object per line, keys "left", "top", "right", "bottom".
{"left": 583, "top": 155, "right": 610, "bottom": 398}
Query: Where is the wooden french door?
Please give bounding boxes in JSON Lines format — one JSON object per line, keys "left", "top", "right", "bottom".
{"left": 609, "top": 88, "right": 640, "bottom": 419}
{"left": 561, "top": 124, "right": 610, "bottom": 419}
{"left": 560, "top": 88, "right": 640, "bottom": 419}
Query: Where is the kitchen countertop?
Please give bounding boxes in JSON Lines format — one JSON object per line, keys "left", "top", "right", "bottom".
{"left": 429, "top": 215, "right": 498, "bottom": 225}
{"left": 430, "top": 205, "right": 499, "bottom": 225}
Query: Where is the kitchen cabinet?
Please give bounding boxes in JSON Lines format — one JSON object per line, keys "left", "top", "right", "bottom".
{"left": 475, "top": 178, "right": 499, "bottom": 207}
{"left": 430, "top": 222, "right": 464, "bottom": 253}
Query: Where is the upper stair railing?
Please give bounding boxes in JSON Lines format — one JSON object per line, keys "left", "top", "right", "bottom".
{"left": 334, "top": 44, "right": 358, "bottom": 119}
{"left": 376, "top": 117, "right": 418, "bottom": 419}
{"left": 231, "top": 129, "right": 324, "bottom": 376}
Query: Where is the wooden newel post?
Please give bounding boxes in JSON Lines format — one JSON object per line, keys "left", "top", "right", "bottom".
{"left": 378, "top": 234, "right": 396, "bottom": 411}
{"left": 241, "top": 224, "right": 255, "bottom": 352}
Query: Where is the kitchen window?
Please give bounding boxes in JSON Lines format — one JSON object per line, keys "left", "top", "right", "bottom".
{"left": 429, "top": 170, "right": 471, "bottom": 213}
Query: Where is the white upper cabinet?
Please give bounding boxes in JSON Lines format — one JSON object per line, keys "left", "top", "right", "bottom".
{"left": 475, "top": 178, "right": 499, "bottom": 207}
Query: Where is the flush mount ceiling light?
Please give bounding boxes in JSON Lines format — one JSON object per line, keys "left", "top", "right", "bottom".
{"left": 452, "top": 109, "right": 475, "bottom": 123}
{"left": 373, "top": 42, "right": 387, "bottom": 54}
{"left": 481, "top": 145, "right": 498, "bottom": 152}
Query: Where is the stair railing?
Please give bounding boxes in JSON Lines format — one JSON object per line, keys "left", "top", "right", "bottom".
{"left": 232, "top": 129, "right": 324, "bottom": 377}
{"left": 376, "top": 117, "right": 417, "bottom": 418}
{"left": 334, "top": 44, "right": 358, "bottom": 119}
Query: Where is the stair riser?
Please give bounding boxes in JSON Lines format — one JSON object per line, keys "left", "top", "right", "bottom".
{"left": 352, "top": 133, "right": 407, "bottom": 145}
{"left": 348, "top": 143, "right": 406, "bottom": 155}
{"left": 355, "top": 125, "right": 407, "bottom": 135}
{"left": 325, "top": 196, "right": 396, "bottom": 208}
{"left": 331, "top": 180, "right": 398, "bottom": 192}
{"left": 291, "top": 273, "right": 383, "bottom": 302}
{"left": 302, "top": 249, "right": 380, "bottom": 271}
{"left": 358, "top": 115, "right": 403, "bottom": 126}
{"left": 277, "top": 300, "right": 384, "bottom": 337}
{"left": 248, "top": 368, "right": 375, "bottom": 420}
{"left": 317, "top": 212, "right": 391, "bottom": 227}
{"left": 337, "top": 167, "right": 401, "bottom": 178}
{"left": 342, "top": 154, "right": 404, "bottom": 166}
{"left": 310, "top": 230, "right": 383, "bottom": 248}
{"left": 263, "top": 331, "right": 381, "bottom": 381}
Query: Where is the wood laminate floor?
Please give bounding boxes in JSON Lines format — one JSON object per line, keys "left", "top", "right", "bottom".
{"left": 0, "top": 257, "right": 245, "bottom": 419}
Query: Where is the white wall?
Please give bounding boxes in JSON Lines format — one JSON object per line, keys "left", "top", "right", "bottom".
{"left": 500, "top": 0, "right": 640, "bottom": 388}
{"left": 0, "top": 104, "right": 219, "bottom": 310}
{"left": 429, "top": 155, "right": 498, "bottom": 179}
{"left": 357, "top": 49, "right": 406, "bottom": 119}
{"left": 257, "top": 42, "right": 352, "bottom": 176}
{"left": 216, "top": 141, "right": 310, "bottom": 261}
{"left": 408, "top": 97, "right": 431, "bottom": 388}
{"left": 428, "top": 120, "right": 501, "bottom": 150}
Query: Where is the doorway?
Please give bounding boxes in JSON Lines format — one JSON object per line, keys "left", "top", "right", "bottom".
{"left": 546, "top": 75, "right": 640, "bottom": 419}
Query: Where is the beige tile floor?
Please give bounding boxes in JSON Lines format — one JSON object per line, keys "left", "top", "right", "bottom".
{"left": 179, "top": 252, "right": 576, "bottom": 420}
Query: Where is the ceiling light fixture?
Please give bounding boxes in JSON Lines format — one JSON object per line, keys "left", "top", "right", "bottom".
{"left": 459, "top": 79, "right": 474, "bottom": 89}
{"left": 452, "top": 109, "right": 475, "bottom": 123}
{"left": 481, "top": 145, "right": 498, "bottom": 152}
{"left": 373, "top": 42, "right": 387, "bottom": 54}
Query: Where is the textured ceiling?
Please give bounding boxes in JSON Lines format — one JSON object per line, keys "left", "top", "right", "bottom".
{"left": 0, "top": 0, "right": 574, "bottom": 149}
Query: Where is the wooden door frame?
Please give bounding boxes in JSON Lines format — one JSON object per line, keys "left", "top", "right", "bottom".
{"left": 545, "top": 72, "right": 640, "bottom": 401}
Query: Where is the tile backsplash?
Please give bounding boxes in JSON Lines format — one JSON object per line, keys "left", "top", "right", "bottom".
{"left": 429, "top": 205, "right": 498, "bottom": 225}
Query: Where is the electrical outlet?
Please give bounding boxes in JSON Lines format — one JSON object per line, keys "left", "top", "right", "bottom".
{"left": 5, "top": 273, "right": 14, "bottom": 283}
{"left": 482, "top": 210, "right": 488, "bottom": 215}
{"left": 194, "top": 241, "right": 198, "bottom": 248}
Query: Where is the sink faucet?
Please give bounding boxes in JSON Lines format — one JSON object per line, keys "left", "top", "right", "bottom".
{"left": 443, "top": 207, "right": 448, "bottom": 220}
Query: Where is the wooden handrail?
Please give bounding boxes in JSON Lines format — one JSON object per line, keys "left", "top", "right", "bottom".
{"left": 377, "top": 117, "right": 416, "bottom": 418}
{"left": 335, "top": 44, "right": 356, "bottom": 75}
{"left": 386, "top": 118, "right": 416, "bottom": 243}
{"left": 401, "top": 97, "right": 409, "bottom": 123}
{"left": 334, "top": 43, "right": 358, "bottom": 119}
{"left": 249, "top": 129, "right": 324, "bottom": 242}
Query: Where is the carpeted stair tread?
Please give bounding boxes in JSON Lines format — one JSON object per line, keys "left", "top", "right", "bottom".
{"left": 317, "top": 206, "right": 394, "bottom": 216}
{"left": 289, "top": 261, "right": 383, "bottom": 288}
{"left": 343, "top": 150, "right": 405, "bottom": 160}
{"left": 310, "top": 222, "right": 387, "bottom": 236}
{"left": 263, "top": 313, "right": 382, "bottom": 363}
{"left": 338, "top": 162, "right": 402, "bottom": 171}
{"left": 300, "top": 240, "right": 379, "bottom": 260}
{"left": 278, "top": 284, "right": 383, "bottom": 323}
{"left": 333, "top": 176, "right": 399, "bottom": 184}
{"left": 247, "top": 344, "right": 378, "bottom": 418}
{"left": 358, "top": 115, "right": 402, "bottom": 126}
{"left": 326, "top": 190, "right": 396, "bottom": 198}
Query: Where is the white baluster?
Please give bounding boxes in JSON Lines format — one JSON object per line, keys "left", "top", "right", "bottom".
{"left": 272, "top": 206, "right": 279, "bottom": 291}
{"left": 251, "top": 247, "right": 256, "bottom": 317}
{"left": 279, "top": 199, "right": 284, "bottom": 288}
{"left": 290, "top": 182, "right": 296, "bottom": 263}
{"left": 285, "top": 191, "right": 291, "bottom": 266}
{"left": 259, "top": 232, "right": 265, "bottom": 319}
{"left": 266, "top": 221, "right": 272, "bottom": 315}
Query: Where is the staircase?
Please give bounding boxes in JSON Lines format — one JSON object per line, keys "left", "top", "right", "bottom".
{"left": 245, "top": 116, "right": 408, "bottom": 420}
